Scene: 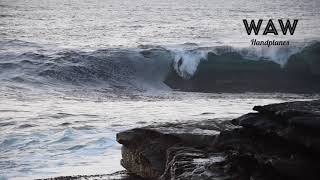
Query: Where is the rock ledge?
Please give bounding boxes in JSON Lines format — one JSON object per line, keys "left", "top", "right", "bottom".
{"left": 117, "top": 100, "right": 320, "bottom": 180}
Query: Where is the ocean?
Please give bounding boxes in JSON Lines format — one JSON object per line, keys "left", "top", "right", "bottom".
{"left": 0, "top": 0, "right": 319, "bottom": 179}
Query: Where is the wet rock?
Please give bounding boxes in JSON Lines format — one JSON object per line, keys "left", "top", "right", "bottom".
{"left": 160, "top": 147, "right": 229, "bottom": 180}
{"left": 234, "top": 100, "right": 320, "bottom": 151}
{"left": 270, "top": 157, "right": 320, "bottom": 180}
{"left": 253, "top": 99, "right": 320, "bottom": 119}
{"left": 231, "top": 113, "right": 285, "bottom": 132}
{"left": 117, "top": 120, "right": 235, "bottom": 179}
{"left": 288, "top": 116, "right": 320, "bottom": 130}
{"left": 117, "top": 128, "right": 182, "bottom": 179}
{"left": 145, "top": 119, "right": 233, "bottom": 147}
{"left": 116, "top": 119, "right": 235, "bottom": 179}
{"left": 117, "top": 100, "right": 320, "bottom": 180}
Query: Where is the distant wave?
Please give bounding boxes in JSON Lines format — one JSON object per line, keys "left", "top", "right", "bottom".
{"left": 0, "top": 39, "right": 319, "bottom": 93}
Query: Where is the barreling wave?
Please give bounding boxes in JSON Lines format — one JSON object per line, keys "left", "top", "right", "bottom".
{"left": 0, "top": 39, "right": 319, "bottom": 93}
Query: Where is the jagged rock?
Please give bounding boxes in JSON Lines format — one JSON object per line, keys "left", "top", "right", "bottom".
{"left": 117, "top": 100, "right": 320, "bottom": 180}
{"left": 253, "top": 100, "right": 320, "bottom": 119}
{"left": 231, "top": 113, "right": 285, "bottom": 132}
{"left": 232, "top": 100, "right": 320, "bottom": 151}
{"left": 145, "top": 119, "right": 234, "bottom": 147}
{"left": 116, "top": 119, "right": 234, "bottom": 179}
{"left": 117, "top": 128, "right": 182, "bottom": 179}
{"left": 161, "top": 147, "right": 208, "bottom": 180}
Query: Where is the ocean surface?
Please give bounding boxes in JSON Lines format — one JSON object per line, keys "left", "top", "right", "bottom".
{"left": 0, "top": 0, "right": 320, "bottom": 179}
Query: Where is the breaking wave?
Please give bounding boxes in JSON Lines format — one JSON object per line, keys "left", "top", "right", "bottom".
{"left": 0, "top": 39, "right": 318, "bottom": 93}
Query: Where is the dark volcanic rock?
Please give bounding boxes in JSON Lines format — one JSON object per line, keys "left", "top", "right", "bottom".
{"left": 117, "top": 99, "right": 320, "bottom": 180}
{"left": 231, "top": 100, "right": 320, "bottom": 179}
{"left": 117, "top": 128, "right": 182, "bottom": 179}
{"left": 243, "top": 100, "right": 320, "bottom": 151}
{"left": 161, "top": 147, "right": 214, "bottom": 180}
{"left": 116, "top": 119, "right": 235, "bottom": 179}
{"left": 253, "top": 99, "right": 320, "bottom": 119}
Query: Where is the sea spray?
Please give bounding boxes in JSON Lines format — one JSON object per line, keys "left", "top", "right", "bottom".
{"left": 0, "top": 39, "right": 316, "bottom": 91}
{"left": 237, "top": 45, "right": 301, "bottom": 66}
{"left": 172, "top": 49, "right": 208, "bottom": 79}
{"left": 170, "top": 44, "right": 302, "bottom": 80}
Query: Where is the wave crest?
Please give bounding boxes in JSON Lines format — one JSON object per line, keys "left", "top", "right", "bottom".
{"left": 0, "top": 40, "right": 319, "bottom": 93}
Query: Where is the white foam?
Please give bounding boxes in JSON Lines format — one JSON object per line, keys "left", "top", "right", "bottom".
{"left": 172, "top": 49, "right": 208, "bottom": 79}
{"left": 237, "top": 45, "right": 301, "bottom": 66}
{"left": 168, "top": 42, "right": 307, "bottom": 80}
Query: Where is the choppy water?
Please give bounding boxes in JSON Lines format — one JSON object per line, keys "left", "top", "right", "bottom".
{"left": 0, "top": 0, "right": 319, "bottom": 179}
{"left": 1, "top": 0, "right": 319, "bottom": 48}
{"left": 1, "top": 90, "right": 317, "bottom": 180}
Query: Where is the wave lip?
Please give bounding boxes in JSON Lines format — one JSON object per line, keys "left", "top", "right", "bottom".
{"left": 165, "top": 41, "right": 320, "bottom": 93}
{"left": 0, "top": 40, "right": 319, "bottom": 93}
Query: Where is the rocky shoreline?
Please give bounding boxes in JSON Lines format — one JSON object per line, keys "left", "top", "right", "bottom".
{"left": 43, "top": 99, "right": 320, "bottom": 180}
{"left": 117, "top": 99, "right": 320, "bottom": 180}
